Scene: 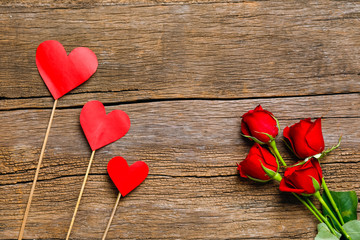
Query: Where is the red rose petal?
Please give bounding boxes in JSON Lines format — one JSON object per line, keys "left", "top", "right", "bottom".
{"left": 305, "top": 118, "right": 325, "bottom": 154}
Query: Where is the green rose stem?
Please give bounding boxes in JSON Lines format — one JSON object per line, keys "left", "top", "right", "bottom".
{"left": 272, "top": 173, "right": 323, "bottom": 224}
{"left": 268, "top": 140, "right": 287, "bottom": 167}
{"left": 314, "top": 191, "right": 352, "bottom": 240}
{"left": 322, "top": 178, "right": 345, "bottom": 226}
{"left": 293, "top": 194, "right": 323, "bottom": 223}
{"left": 269, "top": 140, "right": 336, "bottom": 235}
{"left": 270, "top": 142, "right": 323, "bottom": 224}
{"left": 304, "top": 197, "right": 338, "bottom": 237}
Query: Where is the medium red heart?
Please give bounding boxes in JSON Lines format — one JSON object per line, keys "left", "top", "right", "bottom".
{"left": 36, "top": 40, "right": 98, "bottom": 99}
{"left": 107, "top": 156, "right": 149, "bottom": 197}
{"left": 80, "top": 101, "right": 131, "bottom": 151}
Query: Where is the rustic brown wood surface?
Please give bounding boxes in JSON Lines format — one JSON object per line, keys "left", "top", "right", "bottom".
{"left": 1, "top": 1, "right": 360, "bottom": 239}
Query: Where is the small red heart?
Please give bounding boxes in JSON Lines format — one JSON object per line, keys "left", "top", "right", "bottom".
{"left": 36, "top": 40, "right": 98, "bottom": 99}
{"left": 107, "top": 157, "right": 149, "bottom": 197}
{"left": 80, "top": 101, "right": 131, "bottom": 151}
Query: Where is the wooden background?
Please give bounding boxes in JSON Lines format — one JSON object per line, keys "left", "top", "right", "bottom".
{"left": 1, "top": 0, "right": 360, "bottom": 239}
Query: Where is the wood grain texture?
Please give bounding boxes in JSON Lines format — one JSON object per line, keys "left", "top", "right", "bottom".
{"left": 1, "top": 1, "right": 360, "bottom": 110}
{"left": 0, "top": 1, "right": 359, "bottom": 239}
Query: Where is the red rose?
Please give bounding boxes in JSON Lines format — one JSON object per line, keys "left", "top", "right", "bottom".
{"left": 279, "top": 158, "right": 323, "bottom": 195}
{"left": 283, "top": 118, "right": 325, "bottom": 159}
{"left": 237, "top": 143, "right": 278, "bottom": 181}
{"left": 241, "top": 105, "right": 279, "bottom": 143}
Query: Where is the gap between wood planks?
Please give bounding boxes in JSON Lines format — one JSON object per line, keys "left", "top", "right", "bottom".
{"left": 0, "top": 173, "right": 239, "bottom": 187}
{"left": 0, "top": 92, "right": 359, "bottom": 112}
{"left": 3, "top": 159, "right": 360, "bottom": 188}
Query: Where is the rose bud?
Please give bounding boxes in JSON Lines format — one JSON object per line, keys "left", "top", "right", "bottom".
{"left": 237, "top": 143, "right": 279, "bottom": 182}
{"left": 279, "top": 158, "right": 323, "bottom": 195}
{"left": 241, "top": 105, "right": 279, "bottom": 144}
{"left": 283, "top": 118, "right": 325, "bottom": 159}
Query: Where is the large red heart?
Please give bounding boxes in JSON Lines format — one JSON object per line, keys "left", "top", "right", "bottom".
{"left": 107, "top": 156, "right": 149, "bottom": 197}
{"left": 36, "top": 40, "right": 98, "bottom": 99}
{"left": 80, "top": 101, "right": 131, "bottom": 151}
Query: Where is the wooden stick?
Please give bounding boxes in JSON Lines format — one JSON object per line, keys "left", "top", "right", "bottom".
{"left": 66, "top": 150, "right": 96, "bottom": 240}
{"left": 102, "top": 193, "right": 122, "bottom": 240}
{"left": 18, "top": 99, "right": 58, "bottom": 240}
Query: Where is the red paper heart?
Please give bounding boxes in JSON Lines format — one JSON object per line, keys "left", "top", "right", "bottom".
{"left": 107, "top": 156, "right": 149, "bottom": 197}
{"left": 80, "top": 101, "right": 131, "bottom": 151}
{"left": 36, "top": 40, "right": 98, "bottom": 99}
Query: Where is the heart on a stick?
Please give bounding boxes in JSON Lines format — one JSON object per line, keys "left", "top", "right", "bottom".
{"left": 107, "top": 156, "right": 149, "bottom": 197}
{"left": 80, "top": 101, "right": 131, "bottom": 151}
{"left": 36, "top": 40, "right": 98, "bottom": 99}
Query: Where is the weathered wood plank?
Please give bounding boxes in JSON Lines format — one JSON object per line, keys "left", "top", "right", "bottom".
{"left": 0, "top": 0, "right": 254, "bottom": 6}
{"left": 0, "top": 1, "right": 359, "bottom": 110}
{"left": 0, "top": 94, "right": 359, "bottom": 239}
{"left": 1, "top": 1, "right": 360, "bottom": 239}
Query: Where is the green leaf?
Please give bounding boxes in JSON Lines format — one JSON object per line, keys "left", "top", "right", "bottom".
{"left": 315, "top": 223, "right": 340, "bottom": 240}
{"left": 246, "top": 175, "right": 270, "bottom": 183}
{"left": 317, "top": 136, "right": 342, "bottom": 160}
{"left": 254, "top": 131, "right": 274, "bottom": 142}
{"left": 241, "top": 134, "right": 265, "bottom": 144}
{"left": 322, "top": 190, "right": 358, "bottom": 226}
{"left": 311, "top": 177, "right": 321, "bottom": 192}
{"left": 261, "top": 163, "right": 276, "bottom": 178}
{"left": 343, "top": 220, "right": 360, "bottom": 239}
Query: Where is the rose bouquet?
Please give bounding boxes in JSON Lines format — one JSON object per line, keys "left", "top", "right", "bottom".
{"left": 238, "top": 105, "right": 360, "bottom": 240}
